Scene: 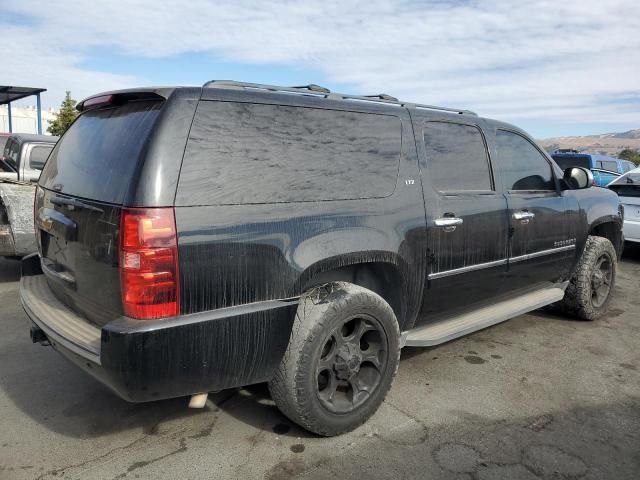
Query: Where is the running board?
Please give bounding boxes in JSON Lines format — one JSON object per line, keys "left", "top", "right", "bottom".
{"left": 402, "top": 284, "right": 567, "bottom": 348}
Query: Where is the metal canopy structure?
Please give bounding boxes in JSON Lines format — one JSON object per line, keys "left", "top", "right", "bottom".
{"left": 0, "top": 86, "right": 47, "bottom": 134}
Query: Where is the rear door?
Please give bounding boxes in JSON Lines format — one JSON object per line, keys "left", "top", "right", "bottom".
{"left": 36, "top": 98, "right": 165, "bottom": 326}
{"left": 416, "top": 120, "right": 509, "bottom": 325}
{"left": 491, "top": 129, "right": 574, "bottom": 289}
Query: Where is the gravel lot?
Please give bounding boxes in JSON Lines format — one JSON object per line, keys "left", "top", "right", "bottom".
{"left": 1, "top": 246, "right": 639, "bottom": 480}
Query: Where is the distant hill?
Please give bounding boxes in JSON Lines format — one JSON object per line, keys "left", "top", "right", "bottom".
{"left": 538, "top": 128, "right": 640, "bottom": 156}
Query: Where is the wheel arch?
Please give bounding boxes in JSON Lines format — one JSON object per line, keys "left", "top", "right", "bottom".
{"left": 296, "top": 253, "right": 413, "bottom": 331}
{"left": 589, "top": 217, "right": 624, "bottom": 259}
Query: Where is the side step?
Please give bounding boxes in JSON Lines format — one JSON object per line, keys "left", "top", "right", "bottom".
{"left": 402, "top": 284, "right": 567, "bottom": 348}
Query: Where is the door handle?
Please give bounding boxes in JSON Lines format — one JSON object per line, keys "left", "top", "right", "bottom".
{"left": 434, "top": 216, "right": 463, "bottom": 232}
{"left": 513, "top": 211, "right": 535, "bottom": 224}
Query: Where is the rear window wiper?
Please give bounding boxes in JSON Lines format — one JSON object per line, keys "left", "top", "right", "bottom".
{"left": 51, "top": 196, "right": 104, "bottom": 213}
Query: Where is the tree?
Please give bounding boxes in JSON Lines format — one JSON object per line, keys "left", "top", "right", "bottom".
{"left": 618, "top": 148, "right": 640, "bottom": 166}
{"left": 47, "top": 91, "right": 79, "bottom": 136}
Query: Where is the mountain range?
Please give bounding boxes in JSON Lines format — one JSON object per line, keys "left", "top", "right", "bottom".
{"left": 538, "top": 129, "right": 640, "bottom": 156}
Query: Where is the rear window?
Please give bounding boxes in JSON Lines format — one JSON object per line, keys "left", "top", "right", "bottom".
{"left": 609, "top": 172, "right": 640, "bottom": 197}
{"left": 176, "top": 101, "right": 401, "bottom": 205}
{"left": 39, "top": 100, "right": 163, "bottom": 204}
{"left": 551, "top": 154, "right": 591, "bottom": 170}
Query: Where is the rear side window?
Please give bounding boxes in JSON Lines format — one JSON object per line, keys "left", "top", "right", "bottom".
{"left": 29, "top": 145, "right": 53, "bottom": 170}
{"left": 176, "top": 101, "right": 401, "bottom": 205}
{"left": 40, "top": 100, "right": 163, "bottom": 204}
{"left": 5, "top": 140, "right": 19, "bottom": 168}
{"left": 423, "top": 122, "right": 492, "bottom": 191}
{"left": 494, "top": 130, "right": 555, "bottom": 191}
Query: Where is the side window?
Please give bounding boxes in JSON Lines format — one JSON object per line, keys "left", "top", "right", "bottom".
{"left": 423, "top": 122, "right": 492, "bottom": 191}
{"left": 494, "top": 130, "right": 555, "bottom": 191}
{"left": 177, "top": 102, "right": 402, "bottom": 205}
{"left": 602, "top": 161, "right": 618, "bottom": 172}
{"left": 28, "top": 145, "right": 53, "bottom": 170}
{"left": 6, "top": 141, "right": 19, "bottom": 170}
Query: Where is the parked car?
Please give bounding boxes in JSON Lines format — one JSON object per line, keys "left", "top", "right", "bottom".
{"left": 0, "top": 133, "right": 58, "bottom": 182}
{"left": 608, "top": 167, "right": 640, "bottom": 243}
{"left": 21, "top": 82, "right": 623, "bottom": 436}
{"left": 551, "top": 150, "right": 635, "bottom": 187}
{"left": 591, "top": 167, "right": 621, "bottom": 187}
{"left": 0, "top": 133, "right": 58, "bottom": 257}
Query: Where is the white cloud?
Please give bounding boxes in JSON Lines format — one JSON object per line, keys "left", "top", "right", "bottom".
{"left": 3, "top": 0, "right": 640, "bottom": 129}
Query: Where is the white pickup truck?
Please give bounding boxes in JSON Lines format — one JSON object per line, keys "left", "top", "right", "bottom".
{"left": 0, "top": 134, "right": 58, "bottom": 257}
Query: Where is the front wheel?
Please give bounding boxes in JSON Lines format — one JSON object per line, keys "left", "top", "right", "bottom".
{"left": 268, "top": 282, "right": 400, "bottom": 436}
{"left": 557, "top": 235, "right": 617, "bottom": 320}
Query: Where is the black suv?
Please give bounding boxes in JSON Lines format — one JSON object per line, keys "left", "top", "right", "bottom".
{"left": 21, "top": 81, "right": 623, "bottom": 436}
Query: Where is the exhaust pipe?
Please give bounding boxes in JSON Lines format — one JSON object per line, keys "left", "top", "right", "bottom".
{"left": 30, "top": 325, "right": 49, "bottom": 345}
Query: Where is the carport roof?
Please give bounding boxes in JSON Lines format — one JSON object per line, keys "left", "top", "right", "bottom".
{"left": 0, "top": 86, "right": 47, "bottom": 105}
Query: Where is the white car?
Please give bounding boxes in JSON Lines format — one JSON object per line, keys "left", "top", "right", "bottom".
{"left": 608, "top": 167, "right": 640, "bottom": 243}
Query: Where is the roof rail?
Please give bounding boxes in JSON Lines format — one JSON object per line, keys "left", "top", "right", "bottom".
{"left": 202, "top": 80, "right": 477, "bottom": 116}
{"left": 364, "top": 93, "right": 398, "bottom": 102}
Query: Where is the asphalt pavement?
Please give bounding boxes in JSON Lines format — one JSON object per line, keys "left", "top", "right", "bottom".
{"left": 1, "top": 245, "right": 638, "bottom": 479}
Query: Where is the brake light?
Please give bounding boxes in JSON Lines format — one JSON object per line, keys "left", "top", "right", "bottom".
{"left": 82, "top": 94, "right": 114, "bottom": 110}
{"left": 120, "top": 208, "right": 180, "bottom": 319}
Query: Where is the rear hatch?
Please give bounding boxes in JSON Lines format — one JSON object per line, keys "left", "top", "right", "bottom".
{"left": 608, "top": 171, "right": 640, "bottom": 223}
{"left": 36, "top": 97, "right": 165, "bottom": 327}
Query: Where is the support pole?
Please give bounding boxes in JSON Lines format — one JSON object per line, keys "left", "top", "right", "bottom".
{"left": 7, "top": 102, "right": 12, "bottom": 133}
{"left": 36, "top": 93, "right": 42, "bottom": 134}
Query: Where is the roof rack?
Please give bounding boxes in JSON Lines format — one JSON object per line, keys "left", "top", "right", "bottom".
{"left": 202, "top": 80, "right": 477, "bottom": 116}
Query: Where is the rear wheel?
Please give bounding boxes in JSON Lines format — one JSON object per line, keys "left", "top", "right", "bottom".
{"left": 557, "top": 236, "right": 617, "bottom": 320}
{"left": 268, "top": 282, "right": 400, "bottom": 436}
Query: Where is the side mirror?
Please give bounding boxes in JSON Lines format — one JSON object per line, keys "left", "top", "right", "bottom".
{"left": 563, "top": 167, "right": 593, "bottom": 189}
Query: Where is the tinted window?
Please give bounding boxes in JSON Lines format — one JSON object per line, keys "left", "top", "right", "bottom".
{"left": 551, "top": 154, "right": 590, "bottom": 170}
{"left": 495, "top": 130, "right": 555, "bottom": 191}
{"left": 40, "top": 100, "right": 163, "bottom": 204}
{"left": 609, "top": 172, "right": 640, "bottom": 197}
{"left": 5, "top": 140, "right": 19, "bottom": 168}
{"left": 423, "top": 122, "right": 491, "bottom": 191}
{"left": 177, "top": 102, "right": 401, "bottom": 205}
{"left": 29, "top": 145, "right": 53, "bottom": 170}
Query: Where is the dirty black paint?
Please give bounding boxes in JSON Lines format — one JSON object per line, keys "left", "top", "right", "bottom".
{"left": 20, "top": 84, "right": 624, "bottom": 407}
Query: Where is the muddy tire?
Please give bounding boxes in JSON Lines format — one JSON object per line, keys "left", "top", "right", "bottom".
{"left": 268, "top": 282, "right": 400, "bottom": 436}
{"left": 556, "top": 236, "right": 617, "bottom": 320}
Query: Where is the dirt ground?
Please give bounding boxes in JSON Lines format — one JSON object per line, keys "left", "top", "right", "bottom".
{"left": 0, "top": 245, "right": 638, "bottom": 479}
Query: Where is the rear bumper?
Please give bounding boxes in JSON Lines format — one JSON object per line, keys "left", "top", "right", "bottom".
{"left": 20, "top": 254, "right": 297, "bottom": 402}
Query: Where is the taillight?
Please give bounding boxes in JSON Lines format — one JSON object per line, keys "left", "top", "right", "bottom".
{"left": 120, "top": 207, "right": 180, "bottom": 319}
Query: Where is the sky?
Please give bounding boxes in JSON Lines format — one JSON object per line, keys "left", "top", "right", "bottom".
{"left": 2, "top": 0, "right": 639, "bottom": 138}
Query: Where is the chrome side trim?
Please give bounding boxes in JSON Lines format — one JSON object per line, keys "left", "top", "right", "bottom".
{"left": 428, "top": 258, "right": 507, "bottom": 280}
{"left": 427, "top": 245, "right": 576, "bottom": 280}
{"left": 509, "top": 245, "right": 575, "bottom": 264}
